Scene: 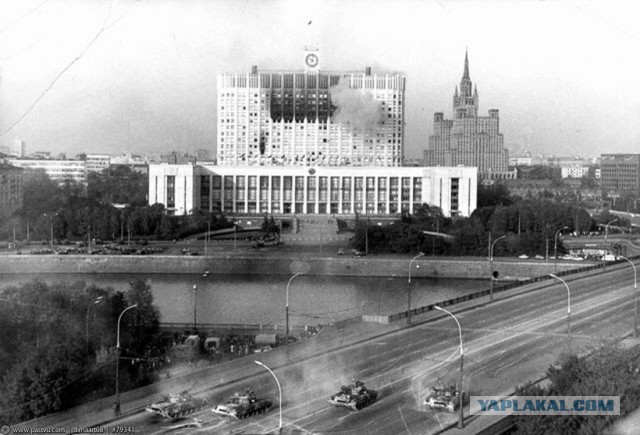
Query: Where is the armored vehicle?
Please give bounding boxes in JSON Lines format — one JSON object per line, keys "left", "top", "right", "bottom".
{"left": 328, "top": 380, "right": 378, "bottom": 410}
{"left": 212, "top": 388, "right": 272, "bottom": 419}
{"left": 145, "top": 388, "right": 208, "bottom": 419}
{"left": 424, "top": 384, "right": 460, "bottom": 412}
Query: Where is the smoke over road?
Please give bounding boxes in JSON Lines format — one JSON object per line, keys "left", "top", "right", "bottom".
{"left": 330, "top": 82, "right": 383, "bottom": 133}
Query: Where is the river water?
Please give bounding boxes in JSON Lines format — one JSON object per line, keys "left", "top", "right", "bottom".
{"left": 1, "top": 274, "right": 483, "bottom": 327}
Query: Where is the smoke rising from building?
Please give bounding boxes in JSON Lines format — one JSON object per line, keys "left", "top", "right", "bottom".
{"left": 330, "top": 82, "right": 384, "bottom": 133}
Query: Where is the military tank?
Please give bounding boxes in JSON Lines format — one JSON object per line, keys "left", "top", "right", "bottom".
{"left": 145, "top": 383, "right": 208, "bottom": 419}
{"left": 328, "top": 380, "right": 378, "bottom": 411}
{"left": 424, "top": 384, "right": 460, "bottom": 412}
{"left": 212, "top": 388, "right": 272, "bottom": 419}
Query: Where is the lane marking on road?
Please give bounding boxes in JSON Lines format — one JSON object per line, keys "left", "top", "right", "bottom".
{"left": 397, "top": 404, "right": 414, "bottom": 435}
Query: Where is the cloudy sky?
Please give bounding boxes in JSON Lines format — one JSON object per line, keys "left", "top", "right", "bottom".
{"left": 1, "top": 0, "right": 639, "bottom": 159}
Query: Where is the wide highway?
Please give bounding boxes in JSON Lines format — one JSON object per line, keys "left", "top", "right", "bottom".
{"left": 57, "top": 261, "right": 640, "bottom": 434}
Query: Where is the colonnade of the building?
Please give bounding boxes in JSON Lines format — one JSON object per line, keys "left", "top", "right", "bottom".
{"left": 199, "top": 174, "right": 426, "bottom": 215}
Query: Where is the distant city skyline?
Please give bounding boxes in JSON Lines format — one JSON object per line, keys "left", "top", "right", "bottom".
{"left": 1, "top": 0, "right": 639, "bottom": 160}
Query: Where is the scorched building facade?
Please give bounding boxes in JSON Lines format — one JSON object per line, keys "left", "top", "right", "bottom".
{"left": 217, "top": 51, "right": 404, "bottom": 167}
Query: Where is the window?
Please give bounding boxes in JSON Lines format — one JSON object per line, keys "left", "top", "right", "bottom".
{"left": 166, "top": 176, "right": 175, "bottom": 208}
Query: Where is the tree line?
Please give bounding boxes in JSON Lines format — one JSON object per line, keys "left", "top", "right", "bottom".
{"left": 0, "top": 166, "right": 232, "bottom": 244}
{"left": 351, "top": 184, "right": 624, "bottom": 258}
{"left": 514, "top": 344, "right": 640, "bottom": 434}
{"left": 0, "top": 279, "right": 163, "bottom": 424}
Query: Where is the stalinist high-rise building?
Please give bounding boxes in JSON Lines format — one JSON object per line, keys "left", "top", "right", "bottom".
{"left": 424, "top": 52, "right": 514, "bottom": 180}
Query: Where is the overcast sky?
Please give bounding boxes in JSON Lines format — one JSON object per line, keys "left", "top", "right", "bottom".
{"left": 1, "top": 0, "right": 639, "bottom": 159}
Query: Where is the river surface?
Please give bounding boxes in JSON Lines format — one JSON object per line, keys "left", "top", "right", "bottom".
{"left": 1, "top": 274, "right": 484, "bottom": 327}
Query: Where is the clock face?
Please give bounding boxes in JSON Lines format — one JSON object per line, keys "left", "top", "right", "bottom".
{"left": 305, "top": 53, "right": 319, "bottom": 68}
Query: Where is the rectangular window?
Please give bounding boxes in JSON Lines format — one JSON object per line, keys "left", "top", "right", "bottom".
{"left": 451, "top": 177, "right": 459, "bottom": 211}
{"left": 413, "top": 177, "right": 422, "bottom": 202}
{"left": 166, "top": 176, "right": 175, "bottom": 208}
{"left": 200, "top": 175, "right": 210, "bottom": 210}
{"left": 401, "top": 177, "right": 411, "bottom": 201}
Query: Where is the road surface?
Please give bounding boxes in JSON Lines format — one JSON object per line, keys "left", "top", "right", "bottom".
{"left": 82, "top": 262, "right": 639, "bottom": 434}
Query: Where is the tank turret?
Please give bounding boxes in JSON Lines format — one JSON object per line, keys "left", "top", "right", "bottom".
{"left": 328, "top": 380, "right": 378, "bottom": 411}
{"left": 145, "top": 383, "right": 208, "bottom": 419}
{"left": 212, "top": 388, "right": 272, "bottom": 419}
{"left": 424, "top": 384, "right": 460, "bottom": 412}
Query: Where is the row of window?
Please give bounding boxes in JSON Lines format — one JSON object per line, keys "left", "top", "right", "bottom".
{"left": 207, "top": 175, "right": 420, "bottom": 189}
{"left": 202, "top": 201, "right": 421, "bottom": 215}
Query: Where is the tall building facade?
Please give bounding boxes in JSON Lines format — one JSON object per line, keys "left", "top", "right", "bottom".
{"left": 600, "top": 154, "right": 640, "bottom": 194}
{"left": 424, "top": 52, "right": 514, "bottom": 180}
{"left": 7, "top": 158, "right": 86, "bottom": 184}
{"left": 85, "top": 154, "right": 111, "bottom": 172}
{"left": 217, "top": 52, "right": 405, "bottom": 167}
{"left": 0, "top": 163, "right": 24, "bottom": 218}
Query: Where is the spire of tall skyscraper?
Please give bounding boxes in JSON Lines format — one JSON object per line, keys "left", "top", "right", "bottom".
{"left": 463, "top": 49, "right": 470, "bottom": 79}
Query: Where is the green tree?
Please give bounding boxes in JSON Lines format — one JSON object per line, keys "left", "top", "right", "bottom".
{"left": 0, "top": 279, "right": 166, "bottom": 424}
{"left": 87, "top": 165, "right": 148, "bottom": 206}
{"left": 513, "top": 346, "right": 640, "bottom": 434}
{"left": 477, "top": 183, "right": 514, "bottom": 208}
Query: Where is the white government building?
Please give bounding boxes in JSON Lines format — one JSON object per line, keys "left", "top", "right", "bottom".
{"left": 149, "top": 50, "right": 477, "bottom": 218}
{"left": 149, "top": 164, "right": 476, "bottom": 217}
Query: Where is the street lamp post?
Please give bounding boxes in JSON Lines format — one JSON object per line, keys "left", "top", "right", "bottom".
{"left": 434, "top": 305, "right": 464, "bottom": 429}
{"left": 43, "top": 213, "right": 58, "bottom": 252}
{"left": 549, "top": 274, "right": 571, "bottom": 350}
{"left": 365, "top": 225, "right": 369, "bottom": 255}
{"left": 254, "top": 360, "right": 282, "bottom": 434}
{"left": 489, "top": 235, "right": 506, "bottom": 302}
{"left": 407, "top": 252, "right": 425, "bottom": 325}
{"left": 120, "top": 211, "right": 124, "bottom": 243}
{"left": 618, "top": 255, "right": 638, "bottom": 337}
{"left": 115, "top": 304, "right": 137, "bottom": 416}
{"left": 205, "top": 221, "right": 210, "bottom": 257}
{"left": 86, "top": 296, "right": 104, "bottom": 356}
{"left": 192, "top": 284, "right": 197, "bottom": 331}
{"left": 194, "top": 271, "right": 210, "bottom": 331}
{"left": 286, "top": 273, "right": 303, "bottom": 347}
{"left": 605, "top": 218, "right": 618, "bottom": 241}
{"left": 554, "top": 226, "right": 570, "bottom": 273}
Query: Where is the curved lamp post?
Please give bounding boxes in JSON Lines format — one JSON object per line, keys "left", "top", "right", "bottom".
{"left": 192, "top": 271, "right": 210, "bottom": 332}
{"left": 192, "top": 284, "right": 198, "bottom": 331}
{"left": 618, "top": 255, "right": 638, "bottom": 337}
{"left": 554, "top": 226, "right": 570, "bottom": 273}
{"left": 549, "top": 274, "right": 571, "bottom": 351}
{"left": 115, "top": 304, "right": 137, "bottom": 415}
{"left": 43, "top": 213, "right": 58, "bottom": 252}
{"left": 255, "top": 360, "right": 282, "bottom": 434}
{"left": 434, "top": 305, "right": 464, "bottom": 429}
{"left": 489, "top": 235, "right": 506, "bottom": 302}
{"left": 286, "top": 273, "right": 303, "bottom": 347}
{"left": 605, "top": 218, "right": 618, "bottom": 242}
{"left": 86, "top": 296, "right": 104, "bottom": 356}
{"left": 407, "top": 252, "right": 425, "bottom": 325}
